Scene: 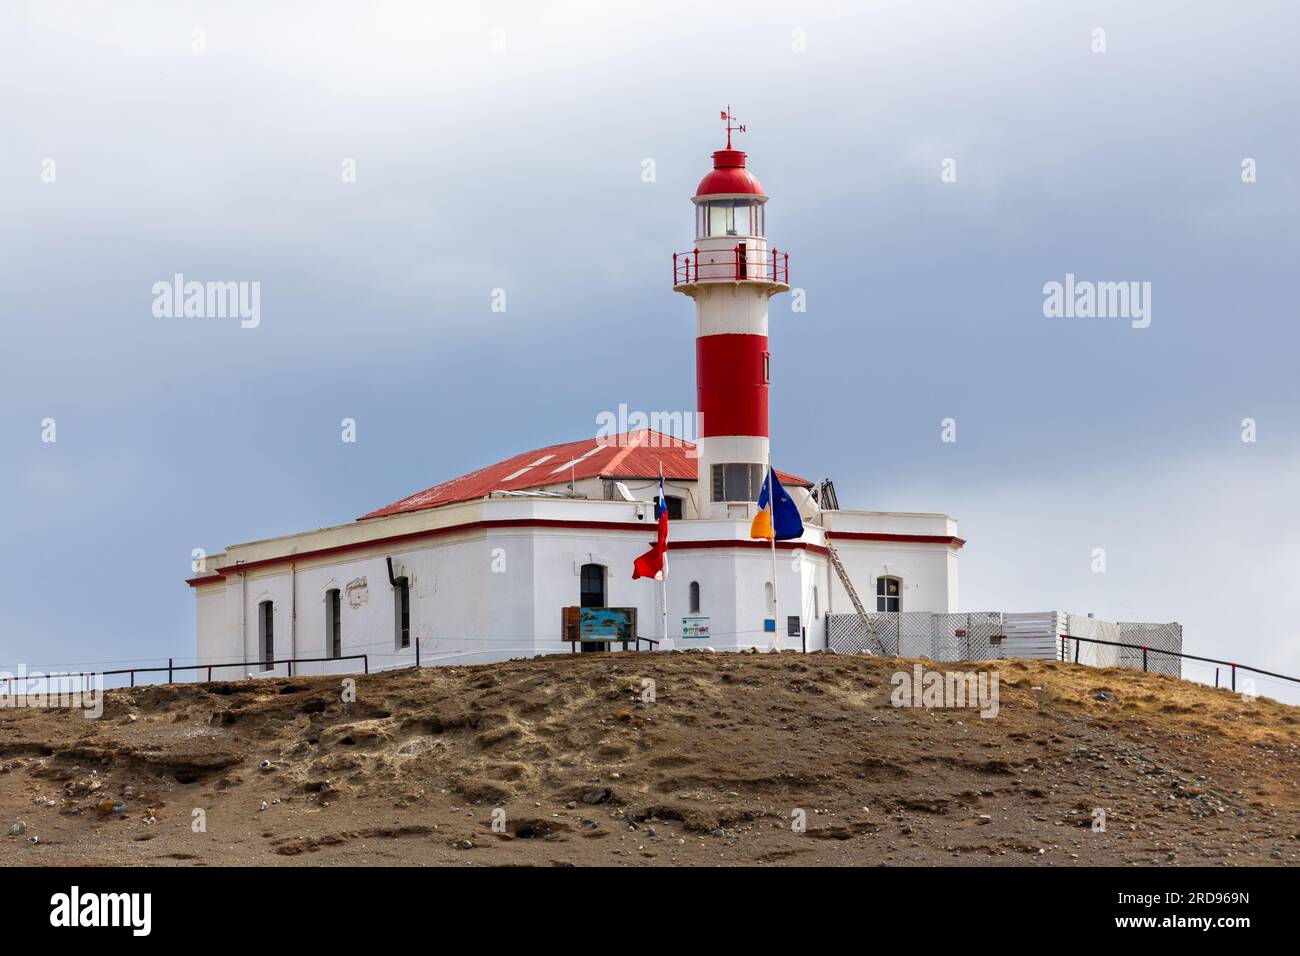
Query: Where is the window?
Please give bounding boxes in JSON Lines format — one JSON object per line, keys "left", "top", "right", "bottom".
{"left": 258, "top": 600, "right": 274, "bottom": 670}
{"left": 326, "top": 589, "right": 341, "bottom": 658}
{"left": 876, "top": 576, "right": 901, "bottom": 612}
{"left": 733, "top": 203, "right": 752, "bottom": 237}
{"left": 689, "top": 581, "right": 701, "bottom": 614}
{"left": 654, "top": 494, "right": 684, "bottom": 520}
{"left": 764, "top": 581, "right": 775, "bottom": 611}
{"left": 580, "top": 564, "right": 606, "bottom": 608}
{"left": 394, "top": 577, "right": 410, "bottom": 649}
{"left": 711, "top": 462, "right": 764, "bottom": 503}
{"left": 813, "top": 586, "right": 819, "bottom": 619}
{"left": 698, "top": 200, "right": 764, "bottom": 239}
{"left": 708, "top": 202, "right": 730, "bottom": 236}
{"left": 762, "top": 351, "right": 770, "bottom": 383}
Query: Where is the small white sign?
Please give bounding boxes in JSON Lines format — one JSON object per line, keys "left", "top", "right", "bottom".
{"left": 682, "top": 615, "right": 710, "bottom": 639}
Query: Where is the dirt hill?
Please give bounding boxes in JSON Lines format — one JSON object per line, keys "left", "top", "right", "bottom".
{"left": 2, "top": 652, "right": 1297, "bottom": 866}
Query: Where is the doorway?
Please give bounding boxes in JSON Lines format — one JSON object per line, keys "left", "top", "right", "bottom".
{"left": 580, "top": 563, "right": 607, "bottom": 652}
{"left": 258, "top": 600, "right": 274, "bottom": 670}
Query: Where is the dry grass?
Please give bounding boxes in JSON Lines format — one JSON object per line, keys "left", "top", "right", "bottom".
{"left": 2, "top": 653, "right": 1297, "bottom": 866}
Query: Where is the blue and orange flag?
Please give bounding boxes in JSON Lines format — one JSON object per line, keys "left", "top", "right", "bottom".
{"left": 750, "top": 467, "right": 804, "bottom": 541}
{"left": 633, "top": 467, "right": 670, "bottom": 580}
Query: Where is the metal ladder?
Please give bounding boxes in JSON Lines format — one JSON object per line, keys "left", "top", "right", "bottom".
{"left": 824, "top": 536, "right": 887, "bottom": 655}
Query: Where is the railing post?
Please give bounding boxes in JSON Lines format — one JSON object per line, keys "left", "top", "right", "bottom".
{"left": 288, "top": 658, "right": 293, "bottom": 677}
{"left": 364, "top": 654, "right": 369, "bottom": 675}
{"left": 130, "top": 669, "right": 135, "bottom": 688}
{"left": 1215, "top": 667, "right": 1219, "bottom": 688}
{"left": 1074, "top": 640, "right": 1080, "bottom": 664}
{"left": 207, "top": 665, "right": 212, "bottom": 682}
{"left": 416, "top": 636, "right": 421, "bottom": 668}
{"left": 168, "top": 657, "right": 173, "bottom": 684}
{"left": 1142, "top": 647, "right": 1148, "bottom": 672}
{"left": 692, "top": 248, "right": 698, "bottom": 283}
{"left": 672, "top": 252, "right": 678, "bottom": 285}
{"left": 1231, "top": 664, "right": 1237, "bottom": 691}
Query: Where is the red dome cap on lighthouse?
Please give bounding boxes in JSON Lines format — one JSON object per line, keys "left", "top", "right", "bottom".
{"left": 694, "top": 150, "right": 765, "bottom": 199}
{"left": 694, "top": 107, "right": 766, "bottom": 199}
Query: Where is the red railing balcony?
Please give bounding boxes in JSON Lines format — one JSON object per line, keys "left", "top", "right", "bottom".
{"left": 673, "top": 245, "right": 790, "bottom": 287}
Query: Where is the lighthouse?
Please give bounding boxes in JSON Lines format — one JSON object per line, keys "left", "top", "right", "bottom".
{"left": 673, "top": 110, "right": 789, "bottom": 520}
{"left": 191, "top": 111, "right": 966, "bottom": 671}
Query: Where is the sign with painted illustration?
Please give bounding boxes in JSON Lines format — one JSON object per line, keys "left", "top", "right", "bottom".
{"left": 561, "top": 606, "right": 638, "bottom": 643}
{"left": 681, "top": 615, "right": 710, "bottom": 639}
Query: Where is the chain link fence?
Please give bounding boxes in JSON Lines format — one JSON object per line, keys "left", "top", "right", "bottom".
{"left": 1117, "top": 621, "right": 1183, "bottom": 677}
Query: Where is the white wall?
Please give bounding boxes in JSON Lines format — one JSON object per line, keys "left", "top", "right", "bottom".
{"left": 193, "top": 498, "right": 960, "bottom": 669}
{"left": 818, "top": 510, "right": 961, "bottom": 628}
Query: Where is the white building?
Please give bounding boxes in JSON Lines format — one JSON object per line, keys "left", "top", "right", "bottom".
{"left": 188, "top": 128, "right": 964, "bottom": 676}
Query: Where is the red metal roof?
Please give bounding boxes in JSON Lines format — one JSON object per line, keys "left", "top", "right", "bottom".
{"left": 695, "top": 149, "right": 765, "bottom": 198}
{"left": 359, "top": 430, "right": 810, "bottom": 520}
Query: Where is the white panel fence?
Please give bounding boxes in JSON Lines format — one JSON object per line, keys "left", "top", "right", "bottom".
{"left": 826, "top": 611, "right": 1182, "bottom": 678}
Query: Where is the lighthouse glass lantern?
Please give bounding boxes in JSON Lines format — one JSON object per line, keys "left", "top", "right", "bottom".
{"left": 673, "top": 111, "right": 791, "bottom": 520}
{"left": 698, "top": 200, "right": 764, "bottom": 239}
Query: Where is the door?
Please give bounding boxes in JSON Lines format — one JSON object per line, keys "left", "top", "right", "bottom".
{"left": 580, "top": 564, "right": 607, "bottom": 652}
{"left": 259, "top": 600, "right": 274, "bottom": 670}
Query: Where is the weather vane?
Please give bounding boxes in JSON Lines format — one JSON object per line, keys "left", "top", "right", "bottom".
{"left": 721, "top": 105, "right": 746, "bottom": 149}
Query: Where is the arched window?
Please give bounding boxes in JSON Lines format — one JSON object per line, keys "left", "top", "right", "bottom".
{"left": 258, "top": 600, "right": 274, "bottom": 670}
{"left": 326, "top": 589, "right": 342, "bottom": 658}
{"left": 579, "top": 564, "right": 607, "bottom": 653}
{"left": 876, "top": 576, "right": 901, "bottom": 612}
{"left": 689, "top": 581, "right": 701, "bottom": 614}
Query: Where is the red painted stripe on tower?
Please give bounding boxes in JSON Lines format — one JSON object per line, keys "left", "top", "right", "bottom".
{"left": 697, "top": 333, "right": 769, "bottom": 437}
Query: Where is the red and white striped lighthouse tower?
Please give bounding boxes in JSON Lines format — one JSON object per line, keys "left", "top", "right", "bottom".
{"left": 674, "top": 110, "right": 790, "bottom": 519}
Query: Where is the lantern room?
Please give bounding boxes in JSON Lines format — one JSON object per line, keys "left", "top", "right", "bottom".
{"left": 674, "top": 143, "right": 788, "bottom": 290}
{"left": 695, "top": 198, "right": 766, "bottom": 240}
{"left": 693, "top": 147, "right": 768, "bottom": 240}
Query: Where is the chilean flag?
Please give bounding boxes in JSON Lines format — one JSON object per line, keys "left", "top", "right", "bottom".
{"left": 633, "top": 467, "right": 669, "bottom": 580}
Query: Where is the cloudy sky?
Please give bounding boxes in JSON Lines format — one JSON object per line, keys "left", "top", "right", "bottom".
{"left": 2, "top": 1, "right": 1297, "bottom": 702}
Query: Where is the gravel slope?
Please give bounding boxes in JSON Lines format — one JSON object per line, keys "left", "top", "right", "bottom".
{"left": 2, "top": 652, "right": 1297, "bottom": 866}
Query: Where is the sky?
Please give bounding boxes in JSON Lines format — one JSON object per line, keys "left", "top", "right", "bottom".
{"left": 1, "top": 1, "right": 1298, "bottom": 702}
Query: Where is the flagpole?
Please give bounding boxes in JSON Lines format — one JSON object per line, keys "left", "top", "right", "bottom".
{"left": 660, "top": 551, "right": 668, "bottom": 644}
{"left": 659, "top": 466, "right": 669, "bottom": 646}
{"left": 768, "top": 452, "right": 778, "bottom": 646}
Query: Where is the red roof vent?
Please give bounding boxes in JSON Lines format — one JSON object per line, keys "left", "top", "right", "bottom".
{"left": 695, "top": 149, "right": 765, "bottom": 199}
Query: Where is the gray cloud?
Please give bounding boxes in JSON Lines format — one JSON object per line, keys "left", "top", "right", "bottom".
{"left": 1, "top": 1, "right": 1297, "bottom": 700}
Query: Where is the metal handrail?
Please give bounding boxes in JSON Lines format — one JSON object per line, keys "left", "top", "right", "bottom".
{"left": 1059, "top": 634, "right": 1299, "bottom": 690}
{"left": 0, "top": 653, "right": 370, "bottom": 691}
{"left": 673, "top": 246, "right": 789, "bottom": 286}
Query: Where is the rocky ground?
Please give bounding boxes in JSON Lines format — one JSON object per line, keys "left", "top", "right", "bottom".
{"left": 2, "top": 652, "right": 1297, "bottom": 866}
